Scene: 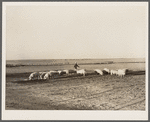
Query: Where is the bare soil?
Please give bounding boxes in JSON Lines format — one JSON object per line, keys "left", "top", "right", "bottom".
{"left": 6, "top": 70, "right": 145, "bottom": 110}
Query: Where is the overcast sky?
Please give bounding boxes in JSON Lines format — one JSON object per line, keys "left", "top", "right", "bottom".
{"left": 5, "top": 3, "right": 147, "bottom": 60}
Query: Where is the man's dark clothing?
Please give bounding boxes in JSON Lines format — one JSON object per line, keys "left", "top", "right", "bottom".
{"left": 74, "top": 63, "right": 79, "bottom": 69}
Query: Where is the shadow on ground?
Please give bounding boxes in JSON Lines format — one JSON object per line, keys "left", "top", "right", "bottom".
{"left": 9, "top": 70, "right": 145, "bottom": 84}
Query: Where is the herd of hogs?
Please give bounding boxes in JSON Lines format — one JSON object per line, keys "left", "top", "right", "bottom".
{"left": 28, "top": 68, "right": 129, "bottom": 80}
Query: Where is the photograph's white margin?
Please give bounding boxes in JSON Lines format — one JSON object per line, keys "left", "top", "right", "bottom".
{"left": 2, "top": 2, "right": 149, "bottom": 120}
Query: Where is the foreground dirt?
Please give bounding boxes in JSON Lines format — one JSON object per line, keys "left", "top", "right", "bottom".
{"left": 6, "top": 74, "right": 145, "bottom": 110}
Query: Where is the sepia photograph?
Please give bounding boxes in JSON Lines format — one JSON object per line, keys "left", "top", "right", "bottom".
{"left": 2, "top": 2, "right": 148, "bottom": 120}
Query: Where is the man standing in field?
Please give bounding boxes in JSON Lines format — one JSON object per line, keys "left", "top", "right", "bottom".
{"left": 74, "top": 62, "right": 79, "bottom": 70}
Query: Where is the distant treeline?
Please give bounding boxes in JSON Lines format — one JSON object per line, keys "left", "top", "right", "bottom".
{"left": 6, "top": 63, "right": 64, "bottom": 67}
{"left": 6, "top": 61, "right": 145, "bottom": 67}
{"left": 6, "top": 64, "right": 26, "bottom": 67}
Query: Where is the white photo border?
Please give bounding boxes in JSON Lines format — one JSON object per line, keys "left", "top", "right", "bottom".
{"left": 2, "top": 2, "right": 149, "bottom": 120}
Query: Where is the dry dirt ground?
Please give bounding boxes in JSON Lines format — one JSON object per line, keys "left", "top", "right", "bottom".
{"left": 6, "top": 71, "right": 145, "bottom": 110}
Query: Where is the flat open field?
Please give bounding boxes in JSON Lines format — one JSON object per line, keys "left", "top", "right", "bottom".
{"left": 6, "top": 58, "right": 145, "bottom": 66}
{"left": 6, "top": 62, "right": 145, "bottom": 74}
{"left": 6, "top": 62, "right": 146, "bottom": 110}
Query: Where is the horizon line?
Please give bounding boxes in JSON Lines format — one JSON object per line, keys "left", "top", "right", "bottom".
{"left": 6, "top": 57, "right": 145, "bottom": 61}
